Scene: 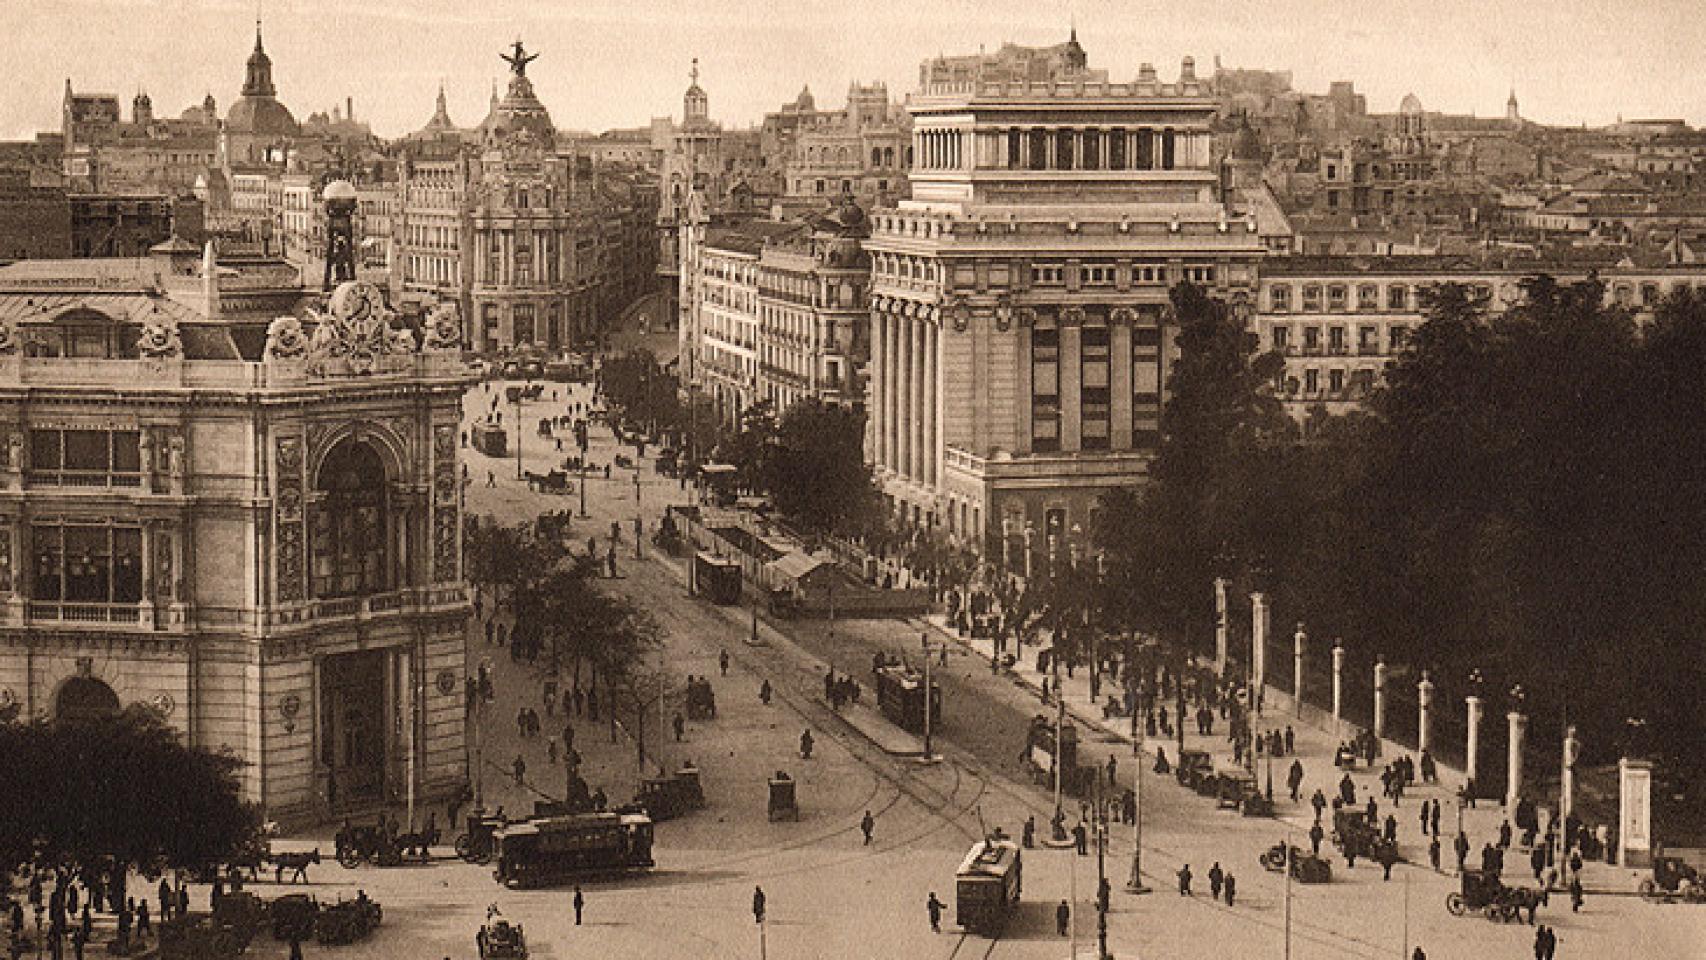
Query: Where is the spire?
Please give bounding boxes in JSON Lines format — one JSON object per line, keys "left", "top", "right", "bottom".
{"left": 242, "top": 10, "right": 277, "bottom": 99}
{"left": 690, "top": 58, "right": 699, "bottom": 87}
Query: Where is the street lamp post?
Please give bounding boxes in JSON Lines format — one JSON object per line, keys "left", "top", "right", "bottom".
{"left": 634, "top": 467, "right": 643, "bottom": 559}
{"left": 513, "top": 388, "right": 524, "bottom": 480}
{"left": 578, "top": 460, "right": 589, "bottom": 518}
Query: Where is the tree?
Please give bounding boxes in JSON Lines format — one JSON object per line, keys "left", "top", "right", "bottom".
{"left": 0, "top": 707, "right": 261, "bottom": 874}
{"left": 1094, "top": 282, "right": 1293, "bottom": 650}
{"left": 763, "top": 399, "right": 883, "bottom": 538}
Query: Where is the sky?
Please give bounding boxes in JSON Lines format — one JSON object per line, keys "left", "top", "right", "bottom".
{"left": 5, "top": 0, "right": 1704, "bottom": 141}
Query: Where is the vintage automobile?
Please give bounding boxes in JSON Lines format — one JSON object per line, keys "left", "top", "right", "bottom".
{"left": 477, "top": 908, "right": 528, "bottom": 959}
{"left": 456, "top": 812, "right": 508, "bottom": 865}
{"left": 632, "top": 766, "right": 706, "bottom": 822}
{"left": 1446, "top": 869, "right": 1540, "bottom": 922}
{"left": 1175, "top": 749, "right": 1215, "bottom": 793}
{"left": 1259, "top": 843, "right": 1332, "bottom": 883}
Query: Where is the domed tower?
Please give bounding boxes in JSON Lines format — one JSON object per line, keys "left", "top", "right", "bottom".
{"left": 1398, "top": 92, "right": 1426, "bottom": 156}
{"left": 321, "top": 179, "right": 358, "bottom": 291}
{"left": 132, "top": 90, "right": 153, "bottom": 126}
{"left": 481, "top": 40, "right": 555, "bottom": 148}
{"left": 1063, "top": 25, "right": 1087, "bottom": 72}
{"left": 226, "top": 20, "right": 300, "bottom": 162}
{"left": 684, "top": 60, "right": 709, "bottom": 124}
{"left": 1224, "top": 114, "right": 1267, "bottom": 192}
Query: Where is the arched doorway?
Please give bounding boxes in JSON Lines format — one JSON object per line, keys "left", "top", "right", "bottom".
{"left": 310, "top": 439, "right": 391, "bottom": 599}
{"left": 56, "top": 677, "right": 119, "bottom": 722}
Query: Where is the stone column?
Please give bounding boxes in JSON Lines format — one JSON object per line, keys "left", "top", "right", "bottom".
{"left": 1417, "top": 671, "right": 1435, "bottom": 754}
{"left": 1465, "top": 695, "right": 1484, "bottom": 788}
{"left": 1292, "top": 623, "right": 1306, "bottom": 715}
{"left": 137, "top": 521, "right": 155, "bottom": 629}
{"left": 1250, "top": 592, "right": 1267, "bottom": 713}
{"left": 911, "top": 313, "right": 926, "bottom": 485}
{"left": 1331, "top": 640, "right": 1344, "bottom": 729}
{"left": 872, "top": 308, "right": 888, "bottom": 468}
{"left": 887, "top": 307, "right": 902, "bottom": 474}
{"left": 1213, "top": 577, "right": 1229, "bottom": 677}
{"left": 1372, "top": 657, "right": 1388, "bottom": 741}
{"left": 1506, "top": 710, "right": 1527, "bottom": 810}
{"left": 1561, "top": 725, "right": 1579, "bottom": 822}
{"left": 925, "top": 320, "right": 938, "bottom": 485}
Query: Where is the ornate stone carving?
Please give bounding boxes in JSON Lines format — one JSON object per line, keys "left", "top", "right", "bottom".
{"left": 950, "top": 300, "right": 971, "bottom": 334}
{"left": 421, "top": 301, "right": 463, "bottom": 352}
{"left": 1110, "top": 306, "right": 1137, "bottom": 326}
{"left": 263, "top": 316, "right": 310, "bottom": 361}
{"left": 136, "top": 314, "right": 183, "bottom": 358}
{"left": 994, "top": 301, "right": 1013, "bottom": 333}
{"left": 1012, "top": 307, "right": 1036, "bottom": 330}
{"left": 432, "top": 507, "right": 459, "bottom": 583}
{"left": 1061, "top": 305, "right": 1086, "bottom": 327}
{"left": 304, "top": 281, "right": 412, "bottom": 376}
{"left": 275, "top": 434, "right": 305, "bottom": 602}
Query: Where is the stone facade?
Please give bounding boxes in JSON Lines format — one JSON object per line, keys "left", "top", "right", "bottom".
{"left": 866, "top": 37, "right": 1266, "bottom": 561}
{"left": 0, "top": 246, "right": 470, "bottom": 824}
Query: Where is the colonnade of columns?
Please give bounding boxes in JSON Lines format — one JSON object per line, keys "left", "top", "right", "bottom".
{"left": 870, "top": 300, "right": 939, "bottom": 485}
{"left": 913, "top": 126, "right": 1215, "bottom": 172}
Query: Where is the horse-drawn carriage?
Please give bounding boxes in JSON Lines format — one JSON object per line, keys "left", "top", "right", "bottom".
{"left": 1212, "top": 769, "right": 1273, "bottom": 816}
{"left": 1175, "top": 750, "right": 1215, "bottom": 794}
{"left": 336, "top": 823, "right": 434, "bottom": 868}
{"left": 1446, "top": 869, "right": 1542, "bottom": 922}
{"left": 315, "top": 893, "right": 383, "bottom": 945}
{"left": 1331, "top": 809, "right": 1399, "bottom": 864}
{"left": 456, "top": 812, "right": 507, "bottom": 865}
{"left": 685, "top": 676, "right": 717, "bottom": 720}
{"left": 1260, "top": 843, "right": 1332, "bottom": 883}
{"left": 523, "top": 469, "right": 572, "bottom": 494}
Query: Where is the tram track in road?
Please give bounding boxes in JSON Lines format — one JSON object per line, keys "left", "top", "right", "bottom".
{"left": 944, "top": 929, "right": 1002, "bottom": 960}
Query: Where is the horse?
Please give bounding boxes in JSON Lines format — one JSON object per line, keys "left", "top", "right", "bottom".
{"left": 271, "top": 849, "right": 321, "bottom": 884}
{"left": 396, "top": 827, "right": 440, "bottom": 861}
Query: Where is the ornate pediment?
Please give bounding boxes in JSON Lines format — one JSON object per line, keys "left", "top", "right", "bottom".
{"left": 301, "top": 281, "right": 413, "bottom": 376}
{"left": 421, "top": 301, "right": 463, "bottom": 352}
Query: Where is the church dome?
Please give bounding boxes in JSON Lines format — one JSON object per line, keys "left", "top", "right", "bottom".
{"left": 321, "top": 179, "right": 357, "bottom": 202}
{"left": 226, "top": 95, "right": 299, "bottom": 136}
{"left": 1399, "top": 93, "right": 1424, "bottom": 116}
{"left": 1230, "top": 117, "right": 1266, "bottom": 161}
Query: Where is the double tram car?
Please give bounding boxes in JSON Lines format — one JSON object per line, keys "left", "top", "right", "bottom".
{"left": 875, "top": 664, "right": 942, "bottom": 735}
{"left": 956, "top": 839, "right": 1022, "bottom": 935}
{"left": 493, "top": 812, "right": 655, "bottom": 888}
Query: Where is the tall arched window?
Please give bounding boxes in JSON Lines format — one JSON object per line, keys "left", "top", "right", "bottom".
{"left": 311, "top": 439, "right": 390, "bottom": 598}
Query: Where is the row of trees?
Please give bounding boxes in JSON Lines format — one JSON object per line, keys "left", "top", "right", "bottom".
{"left": 465, "top": 514, "right": 670, "bottom": 766}
{"left": 1095, "top": 279, "right": 1706, "bottom": 772}
{"left": 597, "top": 348, "right": 886, "bottom": 542}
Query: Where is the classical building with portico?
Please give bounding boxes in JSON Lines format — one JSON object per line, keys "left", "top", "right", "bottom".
{"left": 866, "top": 37, "right": 1265, "bottom": 564}
{"left": 0, "top": 239, "right": 470, "bottom": 823}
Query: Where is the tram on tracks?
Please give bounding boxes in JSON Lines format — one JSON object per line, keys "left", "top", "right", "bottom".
{"left": 875, "top": 663, "right": 941, "bottom": 735}
{"left": 493, "top": 812, "right": 655, "bottom": 888}
{"left": 1022, "top": 714, "right": 1098, "bottom": 796}
{"left": 956, "top": 838, "right": 1022, "bottom": 935}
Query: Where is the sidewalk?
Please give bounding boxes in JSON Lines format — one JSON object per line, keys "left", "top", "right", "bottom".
{"left": 919, "top": 610, "right": 1632, "bottom": 894}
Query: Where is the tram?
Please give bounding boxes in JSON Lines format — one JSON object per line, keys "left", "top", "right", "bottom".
{"left": 875, "top": 663, "right": 941, "bottom": 735}
{"left": 955, "top": 839, "right": 1022, "bottom": 935}
{"left": 492, "top": 812, "right": 655, "bottom": 888}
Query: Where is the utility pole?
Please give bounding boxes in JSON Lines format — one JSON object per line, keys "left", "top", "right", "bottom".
{"left": 1128, "top": 717, "right": 1150, "bottom": 894}
{"left": 1095, "top": 784, "right": 1109, "bottom": 960}
{"left": 578, "top": 461, "right": 588, "bottom": 518}
{"left": 1284, "top": 835, "right": 1293, "bottom": 960}
{"left": 634, "top": 467, "right": 643, "bottom": 559}
{"left": 921, "top": 637, "right": 934, "bottom": 761}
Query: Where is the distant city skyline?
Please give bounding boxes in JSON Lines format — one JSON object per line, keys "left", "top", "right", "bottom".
{"left": 6, "top": 0, "right": 1704, "bottom": 141}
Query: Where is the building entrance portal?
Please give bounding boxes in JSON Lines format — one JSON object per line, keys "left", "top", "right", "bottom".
{"left": 321, "top": 649, "right": 386, "bottom": 807}
{"left": 55, "top": 676, "right": 120, "bottom": 722}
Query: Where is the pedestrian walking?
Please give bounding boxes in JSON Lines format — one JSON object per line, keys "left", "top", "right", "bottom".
{"left": 1208, "top": 862, "right": 1224, "bottom": 901}
{"left": 157, "top": 880, "right": 170, "bottom": 923}
{"left": 547, "top": 737, "right": 559, "bottom": 765}
{"left": 1288, "top": 759, "right": 1304, "bottom": 801}
{"left": 513, "top": 754, "right": 526, "bottom": 786}
{"left": 1223, "top": 873, "right": 1237, "bottom": 907}
{"left": 673, "top": 713, "right": 685, "bottom": 742}
{"left": 1533, "top": 926, "right": 1546, "bottom": 960}
{"left": 486, "top": 470, "right": 495, "bottom": 488}
{"left": 799, "top": 728, "right": 814, "bottom": 759}
{"left": 573, "top": 886, "right": 584, "bottom": 925}
{"left": 135, "top": 900, "right": 149, "bottom": 939}
{"left": 1055, "top": 899, "right": 1070, "bottom": 936}
{"left": 1429, "top": 836, "right": 1442, "bottom": 872}
{"left": 1177, "top": 864, "right": 1193, "bottom": 896}
{"left": 1073, "top": 821, "right": 1087, "bottom": 855}
{"left": 1309, "top": 821, "right": 1325, "bottom": 857}
{"left": 1455, "top": 831, "right": 1470, "bottom": 872}
{"left": 1569, "top": 874, "right": 1583, "bottom": 912}
{"left": 1419, "top": 801, "right": 1431, "bottom": 837}
{"left": 752, "top": 886, "right": 766, "bottom": 925}
{"left": 926, "top": 893, "right": 943, "bottom": 933}
{"left": 1107, "top": 754, "right": 1117, "bottom": 786}
{"left": 1022, "top": 815, "right": 1036, "bottom": 849}
{"left": 1311, "top": 789, "right": 1327, "bottom": 821}
{"left": 288, "top": 935, "right": 304, "bottom": 960}
{"left": 861, "top": 810, "right": 875, "bottom": 845}
{"left": 719, "top": 649, "right": 730, "bottom": 677}
{"left": 760, "top": 679, "right": 773, "bottom": 705}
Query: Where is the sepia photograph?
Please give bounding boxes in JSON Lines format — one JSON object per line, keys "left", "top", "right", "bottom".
{"left": 0, "top": 1, "right": 1702, "bottom": 957}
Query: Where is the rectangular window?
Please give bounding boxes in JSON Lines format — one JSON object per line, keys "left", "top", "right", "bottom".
{"left": 1136, "top": 131, "right": 1154, "bottom": 170}
{"left": 1270, "top": 284, "right": 1292, "bottom": 312}
{"left": 1030, "top": 264, "right": 1064, "bottom": 285}
{"left": 30, "top": 523, "right": 142, "bottom": 607}
{"left": 1303, "top": 326, "right": 1321, "bottom": 353}
{"left": 1302, "top": 285, "right": 1323, "bottom": 312}
{"left": 1161, "top": 130, "right": 1176, "bottom": 170}
{"left": 1327, "top": 285, "right": 1348, "bottom": 311}
{"left": 1272, "top": 326, "right": 1290, "bottom": 351}
{"left": 1031, "top": 324, "right": 1060, "bottom": 453}
{"left": 1387, "top": 284, "right": 1408, "bottom": 310}
{"left": 1358, "top": 325, "right": 1378, "bottom": 354}
{"left": 1081, "top": 324, "right": 1111, "bottom": 451}
{"left": 1357, "top": 285, "right": 1380, "bottom": 310}
{"left": 1329, "top": 369, "right": 1345, "bottom": 394}
{"left": 28, "top": 429, "right": 141, "bottom": 488}
{"left": 1305, "top": 368, "right": 1320, "bottom": 394}
{"left": 1328, "top": 326, "right": 1347, "bottom": 354}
